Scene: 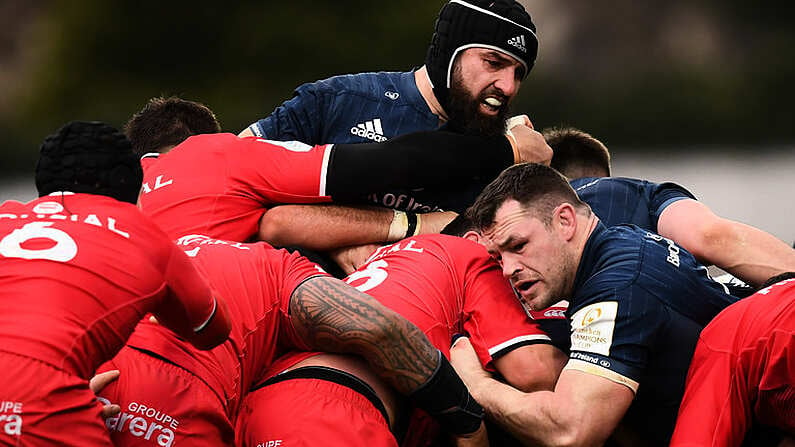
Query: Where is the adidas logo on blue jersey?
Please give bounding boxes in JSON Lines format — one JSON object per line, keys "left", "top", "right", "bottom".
{"left": 507, "top": 34, "right": 527, "bottom": 53}
{"left": 350, "top": 119, "right": 388, "bottom": 142}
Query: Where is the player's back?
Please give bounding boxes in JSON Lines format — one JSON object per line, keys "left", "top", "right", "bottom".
{"left": 125, "top": 234, "right": 324, "bottom": 419}
{"left": 345, "top": 234, "right": 543, "bottom": 360}
{"left": 138, "top": 133, "right": 331, "bottom": 241}
{"left": 571, "top": 176, "right": 694, "bottom": 231}
{"left": 0, "top": 193, "right": 182, "bottom": 379}
{"left": 708, "top": 277, "right": 795, "bottom": 430}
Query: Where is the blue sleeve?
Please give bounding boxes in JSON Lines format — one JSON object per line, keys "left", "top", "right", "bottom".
{"left": 648, "top": 182, "right": 696, "bottom": 228}
{"left": 568, "top": 292, "right": 651, "bottom": 388}
{"left": 245, "top": 82, "right": 327, "bottom": 143}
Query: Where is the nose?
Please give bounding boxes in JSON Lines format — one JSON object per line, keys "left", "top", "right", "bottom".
{"left": 501, "top": 253, "right": 522, "bottom": 279}
{"left": 493, "top": 67, "right": 520, "bottom": 98}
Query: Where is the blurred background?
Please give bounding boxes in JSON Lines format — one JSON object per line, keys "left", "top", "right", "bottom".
{"left": 1, "top": 0, "right": 793, "bottom": 243}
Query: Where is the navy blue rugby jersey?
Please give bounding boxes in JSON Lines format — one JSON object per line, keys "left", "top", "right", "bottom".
{"left": 246, "top": 70, "right": 499, "bottom": 213}
{"left": 570, "top": 177, "right": 695, "bottom": 231}
{"left": 565, "top": 223, "right": 738, "bottom": 445}
{"left": 246, "top": 70, "right": 439, "bottom": 145}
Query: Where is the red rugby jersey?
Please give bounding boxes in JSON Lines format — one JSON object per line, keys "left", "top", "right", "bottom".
{"left": 345, "top": 233, "right": 554, "bottom": 369}
{"left": 259, "top": 234, "right": 560, "bottom": 447}
{"left": 0, "top": 193, "right": 220, "bottom": 380}
{"left": 671, "top": 277, "right": 795, "bottom": 446}
{"left": 125, "top": 234, "right": 327, "bottom": 420}
{"left": 138, "top": 134, "right": 332, "bottom": 241}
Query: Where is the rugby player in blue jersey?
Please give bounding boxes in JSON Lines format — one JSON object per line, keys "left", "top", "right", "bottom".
{"left": 452, "top": 163, "right": 740, "bottom": 446}
{"left": 238, "top": 0, "right": 553, "bottom": 272}
{"left": 241, "top": 0, "right": 537, "bottom": 144}
{"left": 545, "top": 126, "right": 795, "bottom": 288}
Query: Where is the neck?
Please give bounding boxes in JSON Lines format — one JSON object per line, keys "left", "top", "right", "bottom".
{"left": 571, "top": 212, "right": 600, "bottom": 278}
{"left": 158, "top": 144, "right": 177, "bottom": 154}
{"left": 414, "top": 66, "right": 448, "bottom": 123}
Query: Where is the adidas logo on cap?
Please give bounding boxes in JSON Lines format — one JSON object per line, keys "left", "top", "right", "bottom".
{"left": 350, "top": 118, "right": 388, "bottom": 142}
{"left": 507, "top": 34, "right": 526, "bottom": 53}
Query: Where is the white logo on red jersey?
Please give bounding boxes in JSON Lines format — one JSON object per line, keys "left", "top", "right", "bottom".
{"left": 32, "top": 201, "right": 64, "bottom": 215}
{"left": 141, "top": 175, "right": 173, "bottom": 194}
{"left": 0, "top": 401, "right": 22, "bottom": 437}
{"left": 100, "top": 398, "right": 178, "bottom": 447}
{"left": 176, "top": 234, "right": 250, "bottom": 251}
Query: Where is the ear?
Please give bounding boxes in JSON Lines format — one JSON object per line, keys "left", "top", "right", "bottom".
{"left": 462, "top": 230, "right": 483, "bottom": 244}
{"left": 553, "top": 203, "right": 578, "bottom": 241}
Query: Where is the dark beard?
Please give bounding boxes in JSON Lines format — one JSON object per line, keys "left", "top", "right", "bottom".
{"left": 445, "top": 70, "right": 511, "bottom": 137}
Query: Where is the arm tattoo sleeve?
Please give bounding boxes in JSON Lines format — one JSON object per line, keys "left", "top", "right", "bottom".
{"left": 289, "top": 276, "right": 438, "bottom": 394}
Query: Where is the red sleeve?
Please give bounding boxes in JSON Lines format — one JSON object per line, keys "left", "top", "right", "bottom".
{"left": 670, "top": 331, "right": 752, "bottom": 446}
{"left": 237, "top": 137, "right": 334, "bottom": 203}
{"left": 462, "top": 251, "right": 552, "bottom": 371}
{"left": 153, "top": 242, "right": 231, "bottom": 350}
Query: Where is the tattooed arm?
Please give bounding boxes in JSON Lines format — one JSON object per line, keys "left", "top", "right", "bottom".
{"left": 289, "top": 275, "right": 436, "bottom": 392}
{"left": 289, "top": 275, "right": 486, "bottom": 437}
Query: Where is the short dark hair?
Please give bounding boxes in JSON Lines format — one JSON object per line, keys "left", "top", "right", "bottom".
{"left": 125, "top": 96, "right": 221, "bottom": 156}
{"left": 440, "top": 214, "right": 476, "bottom": 237}
{"left": 467, "top": 163, "right": 587, "bottom": 230}
{"left": 760, "top": 272, "right": 795, "bottom": 289}
{"left": 544, "top": 127, "right": 611, "bottom": 179}
{"left": 35, "top": 121, "right": 142, "bottom": 204}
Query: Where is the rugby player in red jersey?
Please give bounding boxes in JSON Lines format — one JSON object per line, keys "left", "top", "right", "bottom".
{"left": 97, "top": 232, "right": 489, "bottom": 446}
{"left": 236, "top": 217, "right": 568, "bottom": 447}
{"left": 671, "top": 272, "right": 795, "bottom": 447}
{"left": 0, "top": 121, "right": 230, "bottom": 446}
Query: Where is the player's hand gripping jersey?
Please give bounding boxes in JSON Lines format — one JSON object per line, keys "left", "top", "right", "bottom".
{"left": 0, "top": 193, "right": 227, "bottom": 446}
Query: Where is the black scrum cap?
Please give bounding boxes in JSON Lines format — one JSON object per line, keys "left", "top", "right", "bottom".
{"left": 36, "top": 121, "right": 143, "bottom": 204}
{"left": 425, "top": 0, "right": 538, "bottom": 111}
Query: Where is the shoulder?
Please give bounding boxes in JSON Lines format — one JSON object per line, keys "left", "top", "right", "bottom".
{"left": 413, "top": 234, "right": 490, "bottom": 259}
{"left": 0, "top": 199, "right": 28, "bottom": 212}
{"left": 577, "top": 226, "right": 647, "bottom": 298}
{"left": 302, "top": 71, "right": 416, "bottom": 102}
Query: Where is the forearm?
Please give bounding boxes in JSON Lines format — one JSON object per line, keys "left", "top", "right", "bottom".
{"left": 259, "top": 204, "right": 391, "bottom": 250}
{"left": 496, "top": 344, "right": 568, "bottom": 393}
{"left": 290, "top": 276, "right": 485, "bottom": 435}
{"left": 472, "top": 379, "right": 570, "bottom": 446}
{"left": 327, "top": 131, "right": 513, "bottom": 200}
{"left": 259, "top": 204, "right": 456, "bottom": 251}
{"left": 703, "top": 221, "right": 795, "bottom": 287}
{"left": 453, "top": 338, "right": 628, "bottom": 446}
{"left": 659, "top": 200, "right": 795, "bottom": 287}
{"left": 289, "top": 276, "right": 438, "bottom": 393}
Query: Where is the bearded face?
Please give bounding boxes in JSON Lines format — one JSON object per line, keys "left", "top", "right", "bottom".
{"left": 447, "top": 54, "right": 512, "bottom": 136}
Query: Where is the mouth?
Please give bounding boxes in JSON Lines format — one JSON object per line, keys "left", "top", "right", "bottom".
{"left": 480, "top": 95, "right": 505, "bottom": 114}
{"left": 514, "top": 279, "right": 539, "bottom": 295}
